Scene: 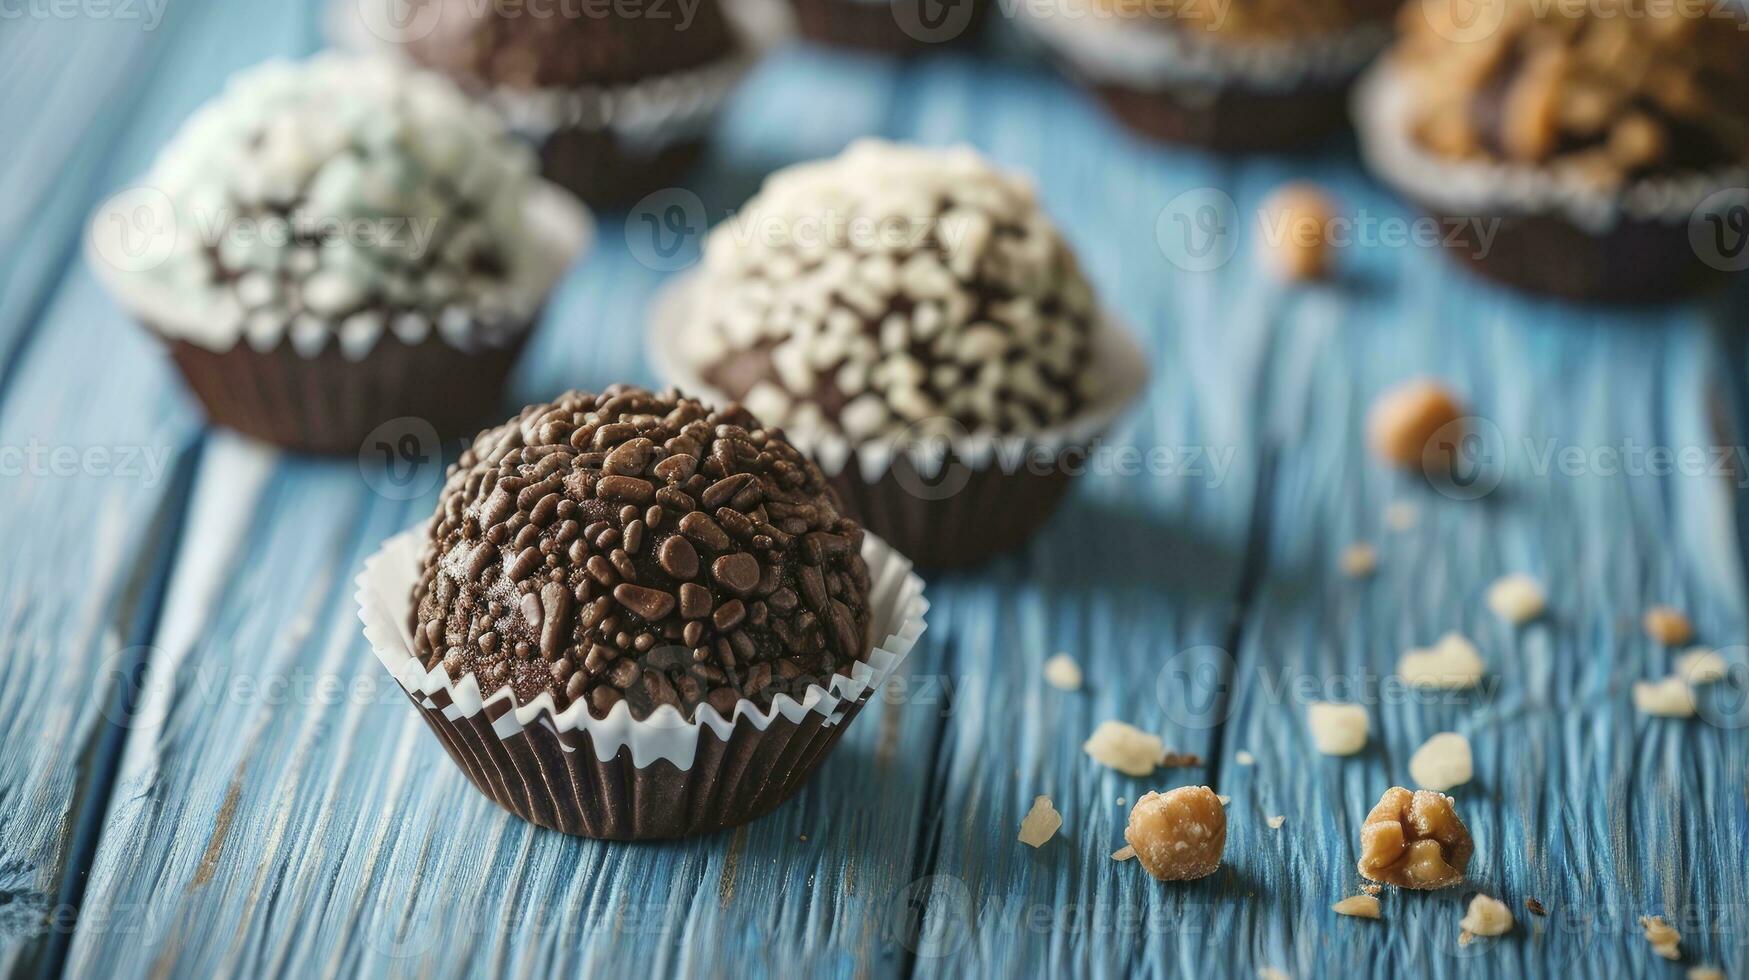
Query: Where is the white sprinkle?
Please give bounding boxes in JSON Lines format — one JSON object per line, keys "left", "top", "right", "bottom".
{"left": 1235, "top": 750, "right": 1256, "bottom": 766}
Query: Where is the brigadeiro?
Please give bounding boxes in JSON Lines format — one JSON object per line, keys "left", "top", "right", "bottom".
{"left": 1018, "top": 0, "right": 1396, "bottom": 150}
{"left": 1354, "top": 0, "right": 1749, "bottom": 301}
{"left": 87, "top": 54, "right": 589, "bottom": 454}
{"left": 788, "top": 0, "right": 990, "bottom": 54}
{"left": 376, "top": 0, "right": 755, "bottom": 206}
{"left": 357, "top": 386, "right": 927, "bottom": 840}
{"left": 651, "top": 140, "right": 1148, "bottom": 567}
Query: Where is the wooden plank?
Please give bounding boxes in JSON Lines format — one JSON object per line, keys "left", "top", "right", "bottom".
{"left": 893, "top": 59, "right": 1275, "bottom": 977}
{"left": 0, "top": 3, "right": 334, "bottom": 976}
{"left": 65, "top": 39, "right": 943, "bottom": 980}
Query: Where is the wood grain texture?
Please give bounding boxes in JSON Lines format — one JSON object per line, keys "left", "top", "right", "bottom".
{"left": 4, "top": 2, "right": 1748, "bottom": 978}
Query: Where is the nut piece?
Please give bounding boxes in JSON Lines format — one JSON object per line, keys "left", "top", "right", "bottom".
{"left": 1644, "top": 606, "right": 1694, "bottom": 646}
{"left": 1368, "top": 380, "right": 1466, "bottom": 471}
{"left": 1487, "top": 574, "right": 1547, "bottom": 624}
{"left": 1125, "top": 786, "right": 1227, "bottom": 881}
{"left": 1357, "top": 787, "right": 1473, "bottom": 890}
{"left": 1459, "top": 894, "right": 1514, "bottom": 945}
{"left": 1333, "top": 894, "right": 1382, "bottom": 919}
{"left": 1398, "top": 634, "right": 1486, "bottom": 689}
{"left": 1083, "top": 720, "right": 1166, "bottom": 776}
{"left": 1261, "top": 183, "right": 1337, "bottom": 281}
{"left": 1633, "top": 677, "right": 1697, "bottom": 718}
{"left": 1641, "top": 915, "right": 1681, "bottom": 960}
{"left": 1688, "top": 967, "right": 1725, "bottom": 980}
{"left": 1043, "top": 653, "right": 1084, "bottom": 691}
{"left": 1266, "top": 815, "right": 1287, "bottom": 829}
{"left": 1018, "top": 795, "right": 1063, "bottom": 847}
{"left": 1307, "top": 702, "right": 1370, "bottom": 756}
{"left": 1408, "top": 732, "right": 1473, "bottom": 791}
{"left": 1112, "top": 844, "right": 1137, "bottom": 862}
{"left": 1676, "top": 648, "right": 1728, "bottom": 685}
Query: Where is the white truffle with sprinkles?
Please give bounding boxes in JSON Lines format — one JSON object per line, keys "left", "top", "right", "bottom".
{"left": 686, "top": 140, "right": 1101, "bottom": 444}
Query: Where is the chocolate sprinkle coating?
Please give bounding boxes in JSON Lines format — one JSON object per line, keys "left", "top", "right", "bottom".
{"left": 410, "top": 386, "right": 874, "bottom": 721}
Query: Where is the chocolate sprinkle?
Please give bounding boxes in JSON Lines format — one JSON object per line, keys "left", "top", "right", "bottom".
{"left": 411, "top": 386, "right": 873, "bottom": 720}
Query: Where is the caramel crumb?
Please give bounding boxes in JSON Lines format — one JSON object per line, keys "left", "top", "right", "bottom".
{"left": 1487, "top": 574, "right": 1547, "bottom": 624}
{"left": 1043, "top": 653, "right": 1084, "bottom": 691}
{"left": 1458, "top": 894, "right": 1514, "bottom": 945}
{"left": 1125, "top": 786, "right": 1227, "bottom": 881}
{"left": 1261, "top": 183, "right": 1338, "bottom": 281}
{"left": 1358, "top": 787, "right": 1473, "bottom": 890}
{"left": 1333, "top": 894, "right": 1382, "bottom": 919}
{"left": 1369, "top": 380, "right": 1466, "bottom": 472}
{"left": 1362, "top": 883, "right": 1383, "bottom": 896}
{"left": 1018, "top": 796, "right": 1063, "bottom": 848}
{"left": 1644, "top": 606, "right": 1694, "bottom": 646}
{"left": 1641, "top": 915, "right": 1681, "bottom": 960}
{"left": 1633, "top": 677, "right": 1697, "bottom": 718}
{"left": 1525, "top": 897, "right": 1547, "bottom": 916}
{"left": 1341, "top": 543, "right": 1378, "bottom": 578}
{"left": 1161, "top": 751, "right": 1203, "bottom": 768}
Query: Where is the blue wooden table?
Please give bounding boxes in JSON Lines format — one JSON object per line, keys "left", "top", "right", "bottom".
{"left": 5, "top": 3, "right": 1749, "bottom": 977}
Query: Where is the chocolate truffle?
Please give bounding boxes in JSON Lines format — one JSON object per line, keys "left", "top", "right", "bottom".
{"left": 410, "top": 386, "right": 873, "bottom": 721}
{"left": 686, "top": 140, "right": 1101, "bottom": 444}
{"left": 1400, "top": 0, "right": 1749, "bottom": 182}
{"left": 1022, "top": 0, "right": 1396, "bottom": 150}
{"left": 94, "top": 53, "right": 580, "bottom": 453}
{"left": 399, "top": 0, "right": 746, "bottom": 206}
{"left": 1359, "top": 0, "right": 1749, "bottom": 300}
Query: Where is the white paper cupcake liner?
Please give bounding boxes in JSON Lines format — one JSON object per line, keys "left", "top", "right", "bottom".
{"left": 358, "top": 527, "right": 928, "bottom": 771}
{"left": 86, "top": 179, "right": 593, "bottom": 358}
{"left": 1354, "top": 61, "right": 1749, "bottom": 235}
{"left": 1015, "top": 2, "right": 1390, "bottom": 92}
